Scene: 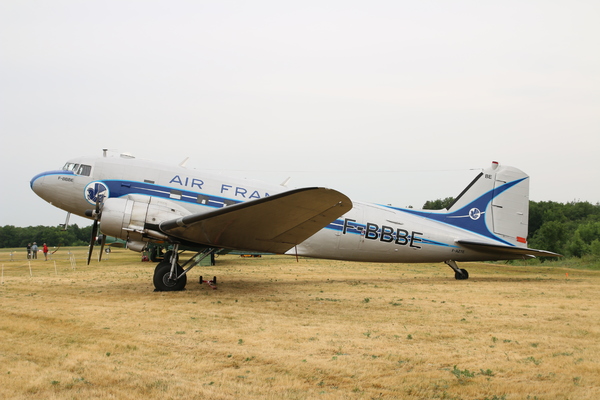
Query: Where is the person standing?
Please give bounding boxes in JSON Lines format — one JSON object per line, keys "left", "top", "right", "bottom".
{"left": 31, "top": 242, "right": 38, "bottom": 259}
{"left": 27, "top": 243, "right": 31, "bottom": 259}
{"left": 43, "top": 243, "right": 49, "bottom": 261}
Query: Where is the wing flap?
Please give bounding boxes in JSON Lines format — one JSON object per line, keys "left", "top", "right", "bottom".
{"left": 160, "top": 187, "right": 352, "bottom": 254}
{"left": 457, "top": 240, "right": 562, "bottom": 258}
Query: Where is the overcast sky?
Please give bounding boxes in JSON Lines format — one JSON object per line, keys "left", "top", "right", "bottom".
{"left": 1, "top": 0, "right": 598, "bottom": 228}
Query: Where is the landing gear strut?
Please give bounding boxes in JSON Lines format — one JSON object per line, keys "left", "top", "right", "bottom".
{"left": 152, "top": 245, "right": 220, "bottom": 291}
{"left": 445, "top": 260, "right": 469, "bottom": 280}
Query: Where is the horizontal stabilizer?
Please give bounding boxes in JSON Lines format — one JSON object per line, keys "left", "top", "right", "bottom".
{"left": 457, "top": 240, "right": 562, "bottom": 258}
{"left": 160, "top": 187, "right": 352, "bottom": 254}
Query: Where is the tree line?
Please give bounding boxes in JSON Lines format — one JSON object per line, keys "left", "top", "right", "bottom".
{"left": 527, "top": 201, "right": 600, "bottom": 258}
{"left": 0, "top": 224, "right": 93, "bottom": 249}
{"left": 1, "top": 200, "right": 599, "bottom": 258}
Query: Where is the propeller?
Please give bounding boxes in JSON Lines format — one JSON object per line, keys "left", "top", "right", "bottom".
{"left": 85, "top": 193, "right": 104, "bottom": 265}
{"left": 98, "top": 234, "right": 107, "bottom": 262}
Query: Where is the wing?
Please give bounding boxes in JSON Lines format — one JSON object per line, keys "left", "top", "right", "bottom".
{"left": 159, "top": 187, "right": 352, "bottom": 254}
{"left": 457, "top": 240, "right": 562, "bottom": 258}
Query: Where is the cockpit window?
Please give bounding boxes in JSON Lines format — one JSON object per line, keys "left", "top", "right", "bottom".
{"left": 77, "top": 164, "right": 92, "bottom": 176}
{"left": 62, "top": 162, "right": 91, "bottom": 176}
{"left": 63, "top": 163, "right": 79, "bottom": 172}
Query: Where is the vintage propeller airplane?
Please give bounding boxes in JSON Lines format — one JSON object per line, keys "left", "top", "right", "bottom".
{"left": 30, "top": 150, "right": 560, "bottom": 291}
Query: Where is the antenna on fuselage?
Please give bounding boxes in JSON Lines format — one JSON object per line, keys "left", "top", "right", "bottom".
{"left": 179, "top": 157, "right": 190, "bottom": 168}
{"left": 280, "top": 177, "right": 291, "bottom": 187}
{"left": 102, "top": 148, "right": 108, "bottom": 157}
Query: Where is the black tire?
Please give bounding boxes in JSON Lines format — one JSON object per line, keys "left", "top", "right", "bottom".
{"left": 154, "top": 260, "right": 170, "bottom": 273}
{"left": 153, "top": 250, "right": 175, "bottom": 272}
{"left": 153, "top": 262, "right": 187, "bottom": 291}
{"left": 212, "top": 276, "right": 217, "bottom": 285}
{"left": 454, "top": 268, "right": 469, "bottom": 280}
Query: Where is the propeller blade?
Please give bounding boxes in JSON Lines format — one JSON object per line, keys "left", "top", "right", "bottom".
{"left": 95, "top": 193, "right": 102, "bottom": 213}
{"left": 98, "top": 234, "right": 107, "bottom": 262}
{"left": 87, "top": 192, "right": 104, "bottom": 265}
{"left": 87, "top": 219, "right": 98, "bottom": 265}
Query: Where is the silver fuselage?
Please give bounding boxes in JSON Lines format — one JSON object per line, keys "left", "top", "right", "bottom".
{"left": 31, "top": 154, "right": 521, "bottom": 263}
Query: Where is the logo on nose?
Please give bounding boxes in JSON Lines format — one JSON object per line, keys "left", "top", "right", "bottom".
{"left": 85, "top": 182, "right": 109, "bottom": 205}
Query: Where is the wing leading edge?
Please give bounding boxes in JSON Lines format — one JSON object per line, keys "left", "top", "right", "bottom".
{"left": 160, "top": 187, "right": 353, "bottom": 254}
{"left": 457, "top": 240, "right": 562, "bottom": 258}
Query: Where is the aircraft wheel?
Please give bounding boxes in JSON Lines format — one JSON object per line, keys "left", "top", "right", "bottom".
{"left": 455, "top": 268, "right": 469, "bottom": 280}
{"left": 212, "top": 276, "right": 217, "bottom": 285}
{"left": 154, "top": 260, "right": 169, "bottom": 273}
{"left": 153, "top": 262, "right": 187, "bottom": 291}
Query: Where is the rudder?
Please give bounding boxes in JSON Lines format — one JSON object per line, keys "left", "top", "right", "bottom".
{"left": 490, "top": 164, "right": 529, "bottom": 246}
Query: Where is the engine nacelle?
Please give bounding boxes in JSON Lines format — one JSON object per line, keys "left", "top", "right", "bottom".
{"left": 100, "top": 195, "right": 191, "bottom": 245}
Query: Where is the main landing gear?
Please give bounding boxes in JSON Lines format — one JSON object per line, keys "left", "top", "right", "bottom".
{"left": 445, "top": 260, "right": 469, "bottom": 280}
{"left": 152, "top": 245, "right": 220, "bottom": 291}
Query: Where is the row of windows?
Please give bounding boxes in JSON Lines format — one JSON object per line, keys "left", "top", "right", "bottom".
{"left": 169, "top": 190, "right": 235, "bottom": 207}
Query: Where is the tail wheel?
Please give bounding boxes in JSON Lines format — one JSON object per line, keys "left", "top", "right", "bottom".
{"left": 455, "top": 268, "right": 469, "bottom": 280}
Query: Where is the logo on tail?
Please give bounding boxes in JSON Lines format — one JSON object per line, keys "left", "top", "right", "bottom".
{"left": 469, "top": 208, "right": 482, "bottom": 220}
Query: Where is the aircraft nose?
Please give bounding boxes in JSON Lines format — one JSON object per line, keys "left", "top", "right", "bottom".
{"left": 30, "top": 171, "right": 47, "bottom": 194}
{"left": 30, "top": 170, "right": 65, "bottom": 200}
{"left": 31, "top": 169, "right": 82, "bottom": 214}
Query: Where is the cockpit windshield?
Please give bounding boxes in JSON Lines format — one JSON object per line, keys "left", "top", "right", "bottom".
{"left": 63, "top": 162, "right": 79, "bottom": 172}
{"left": 62, "top": 162, "right": 92, "bottom": 176}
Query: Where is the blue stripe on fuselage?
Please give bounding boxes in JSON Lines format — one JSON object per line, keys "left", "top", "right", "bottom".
{"left": 100, "top": 180, "right": 244, "bottom": 210}
{"left": 78, "top": 177, "right": 524, "bottom": 249}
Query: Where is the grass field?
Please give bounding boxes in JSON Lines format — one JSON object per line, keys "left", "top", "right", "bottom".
{"left": 1, "top": 247, "right": 599, "bottom": 399}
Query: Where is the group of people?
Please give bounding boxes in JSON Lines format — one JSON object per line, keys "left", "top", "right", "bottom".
{"left": 26, "top": 242, "right": 49, "bottom": 260}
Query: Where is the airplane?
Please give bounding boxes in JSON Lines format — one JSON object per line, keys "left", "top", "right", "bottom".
{"left": 30, "top": 150, "right": 560, "bottom": 291}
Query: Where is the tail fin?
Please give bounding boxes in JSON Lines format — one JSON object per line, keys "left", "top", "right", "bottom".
{"left": 396, "top": 162, "right": 530, "bottom": 247}
{"left": 446, "top": 161, "right": 530, "bottom": 247}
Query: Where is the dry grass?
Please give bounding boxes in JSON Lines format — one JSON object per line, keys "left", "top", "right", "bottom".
{"left": 1, "top": 247, "right": 599, "bottom": 399}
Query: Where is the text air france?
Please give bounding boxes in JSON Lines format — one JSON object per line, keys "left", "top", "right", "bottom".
{"left": 169, "top": 175, "right": 270, "bottom": 199}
